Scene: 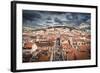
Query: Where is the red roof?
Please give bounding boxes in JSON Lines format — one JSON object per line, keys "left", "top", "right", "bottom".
{"left": 23, "top": 42, "right": 33, "bottom": 49}
{"left": 78, "top": 45, "right": 90, "bottom": 52}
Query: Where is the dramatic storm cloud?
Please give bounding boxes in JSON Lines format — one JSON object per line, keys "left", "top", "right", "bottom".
{"left": 23, "top": 10, "right": 91, "bottom": 27}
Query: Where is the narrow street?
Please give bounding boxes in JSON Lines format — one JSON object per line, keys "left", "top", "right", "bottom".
{"left": 50, "top": 37, "right": 65, "bottom": 61}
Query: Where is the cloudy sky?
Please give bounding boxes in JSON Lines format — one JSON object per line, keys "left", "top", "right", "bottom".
{"left": 23, "top": 10, "right": 91, "bottom": 27}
